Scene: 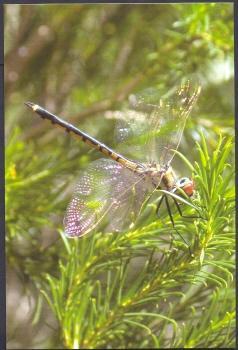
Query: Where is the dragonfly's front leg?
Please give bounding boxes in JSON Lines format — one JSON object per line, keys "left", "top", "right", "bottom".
{"left": 163, "top": 195, "right": 192, "bottom": 256}
{"left": 172, "top": 197, "right": 206, "bottom": 221}
{"left": 156, "top": 194, "right": 174, "bottom": 250}
{"left": 156, "top": 194, "right": 165, "bottom": 216}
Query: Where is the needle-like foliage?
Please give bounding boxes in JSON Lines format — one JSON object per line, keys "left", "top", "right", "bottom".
{"left": 6, "top": 124, "right": 235, "bottom": 349}
{"left": 34, "top": 134, "right": 234, "bottom": 349}
{"left": 5, "top": 3, "right": 234, "bottom": 349}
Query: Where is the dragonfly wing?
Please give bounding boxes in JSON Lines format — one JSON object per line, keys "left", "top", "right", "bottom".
{"left": 114, "top": 108, "right": 156, "bottom": 163}
{"left": 63, "top": 159, "right": 154, "bottom": 237}
{"left": 114, "top": 80, "right": 201, "bottom": 167}
{"left": 106, "top": 172, "right": 154, "bottom": 232}
{"left": 149, "top": 80, "right": 201, "bottom": 167}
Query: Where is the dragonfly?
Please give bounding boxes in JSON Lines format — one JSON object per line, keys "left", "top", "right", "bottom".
{"left": 25, "top": 81, "right": 201, "bottom": 241}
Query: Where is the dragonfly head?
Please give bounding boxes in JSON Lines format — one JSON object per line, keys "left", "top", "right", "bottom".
{"left": 175, "top": 177, "right": 195, "bottom": 197}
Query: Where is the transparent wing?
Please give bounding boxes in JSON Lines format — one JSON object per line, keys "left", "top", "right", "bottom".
{"left": 114, "top": 80, "right": 201, "bottom": 167}
{"left": 105, "top": 169, "right": 155, "bottom": 232}
{"left": 64, "top": 159, "right": 154, "bottom": 237}
{"left": 113, "top": 108, "right": 155, "bottom": 163}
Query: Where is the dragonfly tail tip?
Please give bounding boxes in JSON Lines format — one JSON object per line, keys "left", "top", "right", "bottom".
{"left": 24, "top": 101, "right": 34, "bottom": 108}
{"left": 24, "top": 101, "right": 39, "bottom": 111}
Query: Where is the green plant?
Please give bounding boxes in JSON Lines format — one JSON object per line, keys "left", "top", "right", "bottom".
{"left": 38, "top": 134, "right": 235, "bottom": 349}
{"left": 5, "top": 4, "right": 234, "bottom": 348}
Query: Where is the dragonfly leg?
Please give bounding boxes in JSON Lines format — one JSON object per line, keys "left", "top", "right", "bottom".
{"left": 172, "top": 197, "right": 206, "bottom": 220}
{"left": 156, "top": 195, "right": 174, "bottom": 250}
{"left": 156, "top": 195, "right": 165, "bottom": 216}
{"left": 164, "top": 195, "right": 192, "bottom": 256}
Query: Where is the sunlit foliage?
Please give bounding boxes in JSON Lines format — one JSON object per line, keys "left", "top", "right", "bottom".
{"left": 5, "top": 3, "right": 234, "bottom": 349}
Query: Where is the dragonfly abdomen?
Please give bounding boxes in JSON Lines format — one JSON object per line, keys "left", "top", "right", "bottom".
{"left": 25, "top": 102, "right": 139, "bottom": 171}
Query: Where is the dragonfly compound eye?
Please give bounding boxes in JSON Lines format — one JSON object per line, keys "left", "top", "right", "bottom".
{"left": 177, "top": 177, "right": 195, "bottom": 197}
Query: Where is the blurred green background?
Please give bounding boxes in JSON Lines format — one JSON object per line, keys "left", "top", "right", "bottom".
{"left": 5, "top": 3, "right": 234, "bottom": 349}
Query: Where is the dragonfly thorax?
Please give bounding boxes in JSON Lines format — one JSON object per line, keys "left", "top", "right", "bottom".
{"left": 161, "top": 166, "right": 177, "bottom": 190}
